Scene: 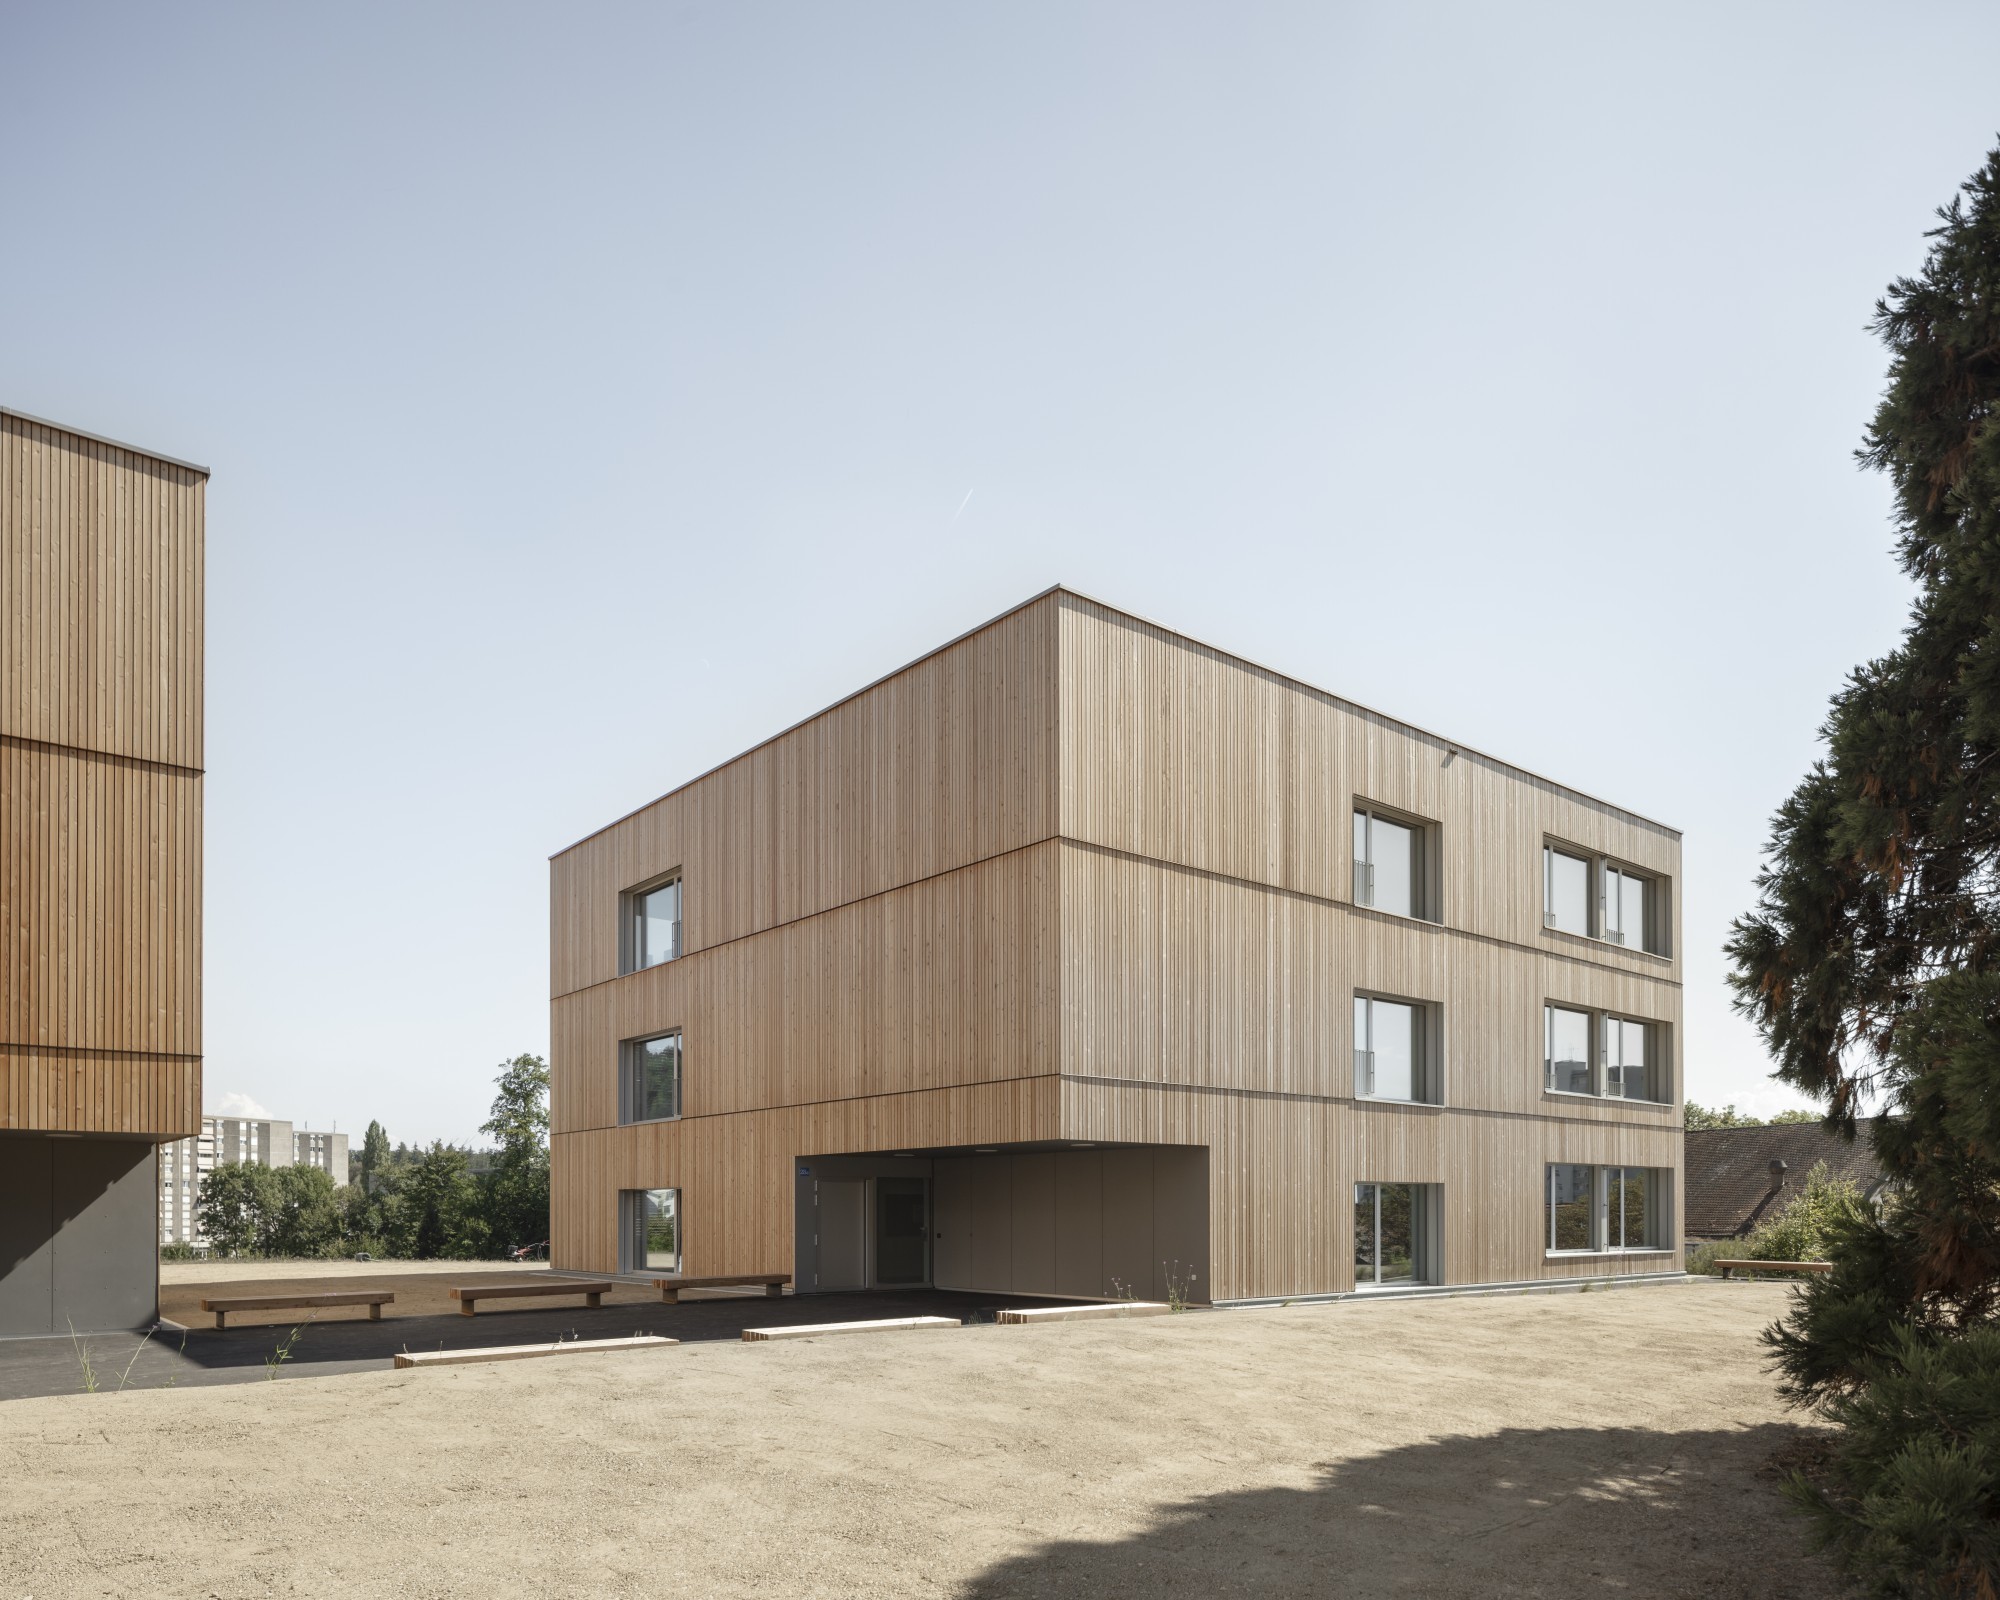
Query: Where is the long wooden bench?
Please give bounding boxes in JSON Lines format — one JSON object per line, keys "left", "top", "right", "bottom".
{"left": 1714, "top": 1259, "right": 1832, "bottom": 1280}
{"left": 199, "top": 1291, "right": 394, "bottom": 1330}
{"left": 651, "top": 1274, "right": 790, "bottom": 1304}
{"left": 395, "top": 1336, "right": 676, "bottom": 1369}
{"left": 449, "top": 1280, "right": 616, "bottom": 1316}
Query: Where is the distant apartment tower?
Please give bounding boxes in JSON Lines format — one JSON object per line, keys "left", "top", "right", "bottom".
{"left": 2, "top": 410, "right": 206, "bottom": 1336}
{"left": 158, "top": 1116, "right": 349, "bottom": 1249}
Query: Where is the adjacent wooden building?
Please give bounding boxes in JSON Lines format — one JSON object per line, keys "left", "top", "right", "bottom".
{"left": 2, "top": 408, "right": 205, "bottom": 1336}
{"left": 550, "top": 589, "right": 1682, "bottom": 1303}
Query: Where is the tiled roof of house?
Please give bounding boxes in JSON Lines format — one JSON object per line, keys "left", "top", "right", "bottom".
{"left": 1683, "top": 1118, "right": 1894, "bottom": 1240}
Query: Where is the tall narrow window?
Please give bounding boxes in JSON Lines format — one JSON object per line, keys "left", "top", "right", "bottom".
{"left": 1545, "top": 1004, "right": 1593, "bottom": 1095}
{"left": 624, "top": 1031, "right": 683, "bottom": 1123}
{"left": 623, "top": 1188, "right": 680, "bottom": 1273}
{"left": 1355, "top": 995, "right": 1432, "bottom": 1102}
{"left": 1604, "top": 865, "right": 1654, "bottom": 951}
{"left": 1607, "top": 1167, "right": 1658, "bottom": 1249}
{"left": 1603, "top": 1017, "right": 1656, "bottom": 1102}
{"left": 628, "top": 875, "right": 683, "bottom": 971}
{"left": 1547, "top": 1164, "right": 1596, "bottom": 1251}
{"left": 1354, "top": 807, "right": 1426, "bottom": 919}
{"left": 1544, "top": 846, "right": 1591, "bottom": 935}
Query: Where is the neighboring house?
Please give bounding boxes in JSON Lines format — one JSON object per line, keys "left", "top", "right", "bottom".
{"left": 1, "top": 410, "right": 206, "bottom": 1336}
{"left": 1683, "top": 1119, "right": 1895, "bottom": 1242}
{"left": 548, "top": 588, "right": 1684, "bottom": 1303}
{"left": 159, "top": 1118, "right": 350, "bottom": 1249}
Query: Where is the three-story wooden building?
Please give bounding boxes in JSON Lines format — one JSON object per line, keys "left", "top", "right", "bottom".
{"left": 550, "top": 589, "right": 1681, "bottom": 1303}
{"left": 2, "top": 409, "right": 205, "bottom": 1336}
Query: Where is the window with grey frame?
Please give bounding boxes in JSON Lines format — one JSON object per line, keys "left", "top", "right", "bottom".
{"left": 1354, "top": 993, "right": 1439, "bottom": 1104}
{"left": 1543, "top": 1002, "right": 1666, "bottom": 1103}
{"left": 622, "top": 1030, "right": 683, "bottom": 1124}
{"left": 622, "top": 1187, "right": 681, "bottom": 1273}
{"left": 1545, "top": 1164, "right": 1669, "bottom": 1253}
{"left": 1542, "top": 843, "right": 1669, "bottom": 956}
{"left": 1353, "top": 805, "right": 1434, "bottom": 921}
{"left": 625, "top": 874, "right": 683, "bottom": 972}
{"left": 1354, "top": 1181, "right": 1442, "bottom": 1288}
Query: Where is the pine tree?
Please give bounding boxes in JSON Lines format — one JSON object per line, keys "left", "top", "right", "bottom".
{"left": 1726, "top": 141, "right": 2000, "bottom": 1592}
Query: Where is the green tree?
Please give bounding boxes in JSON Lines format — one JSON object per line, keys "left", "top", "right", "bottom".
{"left": 480, "top": 1053, "right": 550, "bottom": 1254}
{"left": 1726, "top": 142, "right": 2000, "bottom": 1591}
{"left": 1686, "top": 1101, "right": 1762, "bottom": 1129}
{"left": 1767, "top": 1109, "right": 1820, "bottom": 1126}
{"left": 197, "top": 1162, "right": 281, "bottom": 1256}
{"left": 265, "top": 1164, "right": 343, "bottom": 1258}
{"left": 358, "top": 1120, "right": 391, "bottom": 1193}
{"left": 394, "top": 1142, "right": 488, "bottom": 1259}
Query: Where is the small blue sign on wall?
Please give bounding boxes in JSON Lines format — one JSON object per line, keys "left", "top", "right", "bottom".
{"left": 797, "top": 1165, "right": 811, "bottom": 1176}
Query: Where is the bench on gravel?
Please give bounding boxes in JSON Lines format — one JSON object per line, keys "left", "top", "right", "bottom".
{"left": 651, "top": 1273, "right": 790, "bottom": 1303}
{"left": 199, "top": 1291, "right": 394, "bottom": 1330}
{"left": 448, "top": 1280, "right": 616, "bottom": 1316}
{"left": 1714, "top": 1259, "right": 1832, "bottom": 1280}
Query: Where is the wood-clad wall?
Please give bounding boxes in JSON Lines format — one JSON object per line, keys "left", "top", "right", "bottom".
{"left": 1, "top": 414, "right": 204, "bottom": 1136}
{"left": 550, "top": 594, "right": 1058, "bottom": 1000}
{"left": 550, "top": 587, "right": 1685, "bottom": 1299}
{"left": 1054, "top": 595, "right": 1683, "bottom": 1298}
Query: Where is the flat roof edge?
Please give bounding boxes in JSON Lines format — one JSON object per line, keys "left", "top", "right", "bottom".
{"left": 1, "top": 406, "right": 211, "bottom": 478}
{"left": 551, "top": 583, "right": 1681, "bottom": 859}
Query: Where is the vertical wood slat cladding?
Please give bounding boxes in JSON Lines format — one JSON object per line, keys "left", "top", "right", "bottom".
{"left": 551, "top": 586, "right": 1683, "bottom": 1299}
{"left": 1057, "top": 594, "right": 1682, "bottom": 971}
{"left": 549, "top": 595, "right": 1058, "bottom": 998}
{"left": 1, "top": 414, "right": 204, "bottom": 1137}
{"left": 1, "top": 414, "right": 205, "bottom": 768}
{"left": 552, "top": 842, "right": 1061, "bottom": 1134}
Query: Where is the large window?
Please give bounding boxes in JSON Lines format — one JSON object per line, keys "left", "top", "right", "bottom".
{"left": 1355, "top": 994, "right": 1439, "bottom": 1103}
{"left": 1543, "top": 844, "right": 1669, "bottom": 955}
{"left": 1353, "top": 806, "right": 1432, "bottom": 920}
{"left": 1545, "top": 1165, "right": 1669, "bottom": 1253}
{"left": 1545, "top": 1005, "right": 1592, "bottom": 1095}
{"left": 626, "top": 875, "right": 683, "bottom": 972}
{"left": 623, "top": 1031, "right": 683, "bottom": 1123}
{"left": 1542, "top": 1003, "right": 1666, "bottom": 1102}
{"left": 1544, "top": 846, "right": 1592, "bottom": 935}
{"left": 1354, "top": 1182, "right": 1440, "bottom": 1288}
{"left": 623, "top": 1188, "right": 681, "bottom": 1273}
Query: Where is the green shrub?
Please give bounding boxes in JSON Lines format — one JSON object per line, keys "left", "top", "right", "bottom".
{"left": 1786, "top": 1325, "right": 2000, "bottom": 1597}
{"left": 1746, "top": 1162, "right": 1870, "bottom": 1266}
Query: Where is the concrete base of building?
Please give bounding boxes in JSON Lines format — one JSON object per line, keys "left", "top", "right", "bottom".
{"left": 0, "top": 1133, "right": 160, "bottom": 1337}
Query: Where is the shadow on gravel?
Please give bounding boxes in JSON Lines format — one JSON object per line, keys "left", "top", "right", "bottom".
{"left": 959, "top": 1422, "right": 1852, "bottom": 1600}
{"left": 0, "top": 1289, "right": 1079, "bottom": 1400}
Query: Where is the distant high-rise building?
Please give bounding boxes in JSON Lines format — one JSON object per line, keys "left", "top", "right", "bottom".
{"left": 159, "top": 1116, "right": 349, "bottom": 1249}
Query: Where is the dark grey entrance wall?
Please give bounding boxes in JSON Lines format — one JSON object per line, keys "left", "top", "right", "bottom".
{"left": 0, "top": 1135, "right": 158, "bottom": 1336}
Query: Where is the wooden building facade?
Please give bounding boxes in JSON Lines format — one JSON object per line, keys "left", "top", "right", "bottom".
{"left": 1, "top": 409, "right": 205, "bottom": 1335}
{"left": 549, "top": 589, "right": 1682, "bottom": 1303}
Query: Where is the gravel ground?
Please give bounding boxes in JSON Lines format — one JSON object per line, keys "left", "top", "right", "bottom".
{"left": 0, "top": 1279, "right": 1848, "bottom": 1600}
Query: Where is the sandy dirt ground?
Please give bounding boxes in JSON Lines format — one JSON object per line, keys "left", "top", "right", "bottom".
{"left": 0, "top": 1279, "right": 1847, "bottom": 1600}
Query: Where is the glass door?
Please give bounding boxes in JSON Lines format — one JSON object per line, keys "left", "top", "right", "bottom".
{"left": 1354, "top": 1182, "right": 1417, "bottom": 1288}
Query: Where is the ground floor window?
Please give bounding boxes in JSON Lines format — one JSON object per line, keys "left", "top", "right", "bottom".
{"left": 1354, "top": 1182, "right": 1440, "bottom": 1288}
{"left": 622, "top": 1188, "right": 680, "bottom": 1273}
{"left": 1545, "top": 1165, "right": 1668, "bottom": 1253}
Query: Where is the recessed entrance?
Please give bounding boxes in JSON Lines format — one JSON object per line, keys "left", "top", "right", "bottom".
{"left": 795, "top": 1161, "right": 934, "bottom": 1293}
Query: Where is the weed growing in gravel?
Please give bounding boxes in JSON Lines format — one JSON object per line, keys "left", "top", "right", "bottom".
{"left": 1161, "top": 1262, "right": 1198, "bottom": 1312}
{"left": 265, "top": 1314, "right": 318, "bottom": 1380}
{"left": 67, "top": 1321, "right": 99, "bottom": 1393}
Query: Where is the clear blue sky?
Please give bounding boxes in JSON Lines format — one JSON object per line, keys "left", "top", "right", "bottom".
{"left": 6, "top": 4, "right": 1995, "bottom": 1142}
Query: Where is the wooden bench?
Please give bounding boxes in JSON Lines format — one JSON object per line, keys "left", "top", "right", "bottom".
{"left": 199, "top": 1291, "right": 394, "bottom": 1330}
{"left": 449, "top": 1280, "right": 616, "bottom": 1316}
{"left": 1714, "top": 1259, "right": 1832, "bottom": 1280}
{"left": 651, "top": 1274, "right": 790, "bottom": 1304}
